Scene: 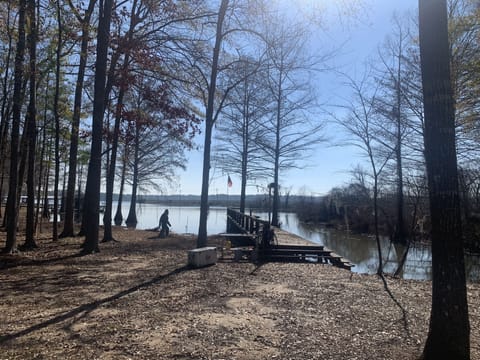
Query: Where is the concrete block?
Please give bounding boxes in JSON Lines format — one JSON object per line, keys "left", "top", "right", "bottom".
{"left": 188, "top": 247, "right": 217, "bottom": 268}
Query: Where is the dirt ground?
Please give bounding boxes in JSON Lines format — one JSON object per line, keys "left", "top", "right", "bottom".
{"left": 1, "top": 226, "right": 479, "bottom": 360}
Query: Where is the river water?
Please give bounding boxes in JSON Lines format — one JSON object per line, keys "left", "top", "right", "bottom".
{"left": 113, "top": 203, "right": 228, "bottom": 234}
{"left": 111, "top": 203, "right": 480, "bottom": 281}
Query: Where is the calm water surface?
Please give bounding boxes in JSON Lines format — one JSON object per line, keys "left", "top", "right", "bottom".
{"left": 261, "top": 211, "right": 480, "bottom": 281}
{"left": 112, "top": 204, "right": 480, "bottom": 281}
{"left": 112, "top": 203, "right": 228, "bottom": 234}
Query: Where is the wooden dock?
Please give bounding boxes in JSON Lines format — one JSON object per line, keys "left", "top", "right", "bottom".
{"left": 223, "top": 209, "right": 355, "bottom": 271}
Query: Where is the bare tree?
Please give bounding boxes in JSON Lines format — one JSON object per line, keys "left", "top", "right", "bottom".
{"left": 261, "top": 17, "right": 326, "bottom": 226}
{"left": 419, "top": 0, "right": 470, "bottom": 358}
{"left": 335, "top": 71, "right": 395, "bottom": 275}
{"left": 449, "top": 0, "right": 480, "bottom": 163}
{"left": 375, "top": 13, "right": 416, "bottom": 245}
{"left": 192, "top": 0, "right": 263, "bottom": 246}
{"left": 196, "top": 0, "right": 230, "bottom": 247}
{"left": 214, "top": 58, "right": 271, "bottom": 213}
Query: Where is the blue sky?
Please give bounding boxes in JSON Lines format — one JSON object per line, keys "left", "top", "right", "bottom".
{"left": 170, "top": 0, "right": 419, "bottom": 196}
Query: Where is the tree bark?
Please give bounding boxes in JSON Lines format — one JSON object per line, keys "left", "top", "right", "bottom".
{"left": 114, "top": 150, "right": 127, "bottom": 226}
{"left": 60, "top": 0, "right": 96, "bottom": 238}
{"left": 419, "top": 0, "right": 470, "bottom": 358}
{"left": 0, "top": 1, "right": 14, "bottom": 221}
{"left": 240, "top": 123, "right": 248, "bottom": 214}
{"left": 52, "top": 0, "right": 62, "bottom": 242}
{"left": 395, "top": 47, "right": 406, "bottom": 245}
{"left": 103, "top": 0, "right": 137, "bottom": 241}
{"left": 239, "top": 78, "right": 250, "bottom": 214}
{"left": 4, "top": 0, "right": 26, "bottom": 254}
{"left": 198, "top": 0, "right": 229, "bottom": 247}
{"left": 35, "top": 88, "right": 49, "bottom": 232}
{"left": 24, "top": 0, "right": 37, "bottom": 249}
{"left": 271, "top": 64, "right": 283, "bottom": 227}
{"left": 103, "top": 84, "right": 125, "bottom": 239}
{"left": 81, "top": 0, "right": 114, "bottom": 253}
{"left": 125, "top": 122, "right": 140, "bottom": 228}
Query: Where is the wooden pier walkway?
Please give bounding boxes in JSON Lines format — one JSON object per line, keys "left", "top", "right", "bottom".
{"left": 222, "top": 208, "right": 354, "bottom": 271}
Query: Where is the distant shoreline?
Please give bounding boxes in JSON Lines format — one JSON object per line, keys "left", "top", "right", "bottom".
{"left": 125, "top": 193, "right": 325, "bottom": 209}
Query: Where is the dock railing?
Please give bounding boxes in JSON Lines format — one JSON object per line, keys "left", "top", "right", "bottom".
{"left": 223, "top": 208, "right": 355, "bottom": 270}
{"left": 226, "top": 208, "right": 269, "bottom": 235}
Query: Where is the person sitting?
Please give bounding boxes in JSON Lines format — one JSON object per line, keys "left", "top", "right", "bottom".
{"left": 159, "top": 209, "right": 171, "bottom": 238}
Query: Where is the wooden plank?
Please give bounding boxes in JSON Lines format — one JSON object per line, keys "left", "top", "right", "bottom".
{"left": 270, "top": 244, "right": 325, "bottom": 251}
{"left": 262, "top": 251, "right": 331, "bottom": 259}
{"left": 232, "top": 247, "right": 254, "bottom": 261}
{"left": 219, "top": 233, "right": 255, "bottom": 238}
{"left": 261, "top": 255, "right": 324, "bottom": 263}
{"left": 226, "top": 209, "right": 355, "bottom": 271}
{"left": 219, "top": 233, "right": 256, "bottom": 247}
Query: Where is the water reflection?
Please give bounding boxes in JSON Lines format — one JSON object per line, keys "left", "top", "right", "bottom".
{"left": 255, "top": 211, "right": 478, "bottom": 281}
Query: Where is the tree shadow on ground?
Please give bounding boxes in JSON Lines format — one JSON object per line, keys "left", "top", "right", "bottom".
{"left": 0, "top": 265, "right": 192, "bottom": 343}
{"left": 378, "top": 273, "right": 411, "bottom": 337}
{"left": 0, "top": 253, "right": 83, "bottom": 270}
{"left": 249, "top": 261, "right": 267, "bottom": 275}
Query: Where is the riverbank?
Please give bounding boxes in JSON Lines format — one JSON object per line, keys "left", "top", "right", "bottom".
{"left": 1, "top": 226, "right": 479, "bottom": 359}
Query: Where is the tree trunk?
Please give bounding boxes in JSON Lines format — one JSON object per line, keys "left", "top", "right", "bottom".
{"left": 395, "top": 51, "right": 406, "bottom": 245}
{"left": 4, "top": 0, "right": 26, "bottom": 253}
{"left": 240, "top": 87, "right": 249, "bottom": 214}
{"left": 270, "top": 55, "right": 286, "bottom": 228}
{"left": 373, "top": 173, "right": 383, "bottom": 275}
{"left": 51, "top": 0, "right": 63, "bottom": 242}
{"left": 60, "top": 0, "right": 96, "bottom": 238}
{"left": 35, "top": 90, "right": 48, "bottom": 233}
{"left": 40, "top": 140, "right": 53, "bottom": 233}
{"left": 125, "top": 122, "right": 140, "bottom": 228}
{"left": 395, "top": 124, "right": 405, "bottom": 244}
{"left": 81, "top": 0, "right": 114, "bottom": 253}
{"left": 103, "top": 0, "right": 137, "bottom": 240}
{"left": 271, "top": 71, "right": 282, "bottom": 227}
{"left": 103, "top": 84, "right": 125, "bottom": 238}
{"left": 240, "top": 152, "right": 247, "bottom": 215}
{"left": 24, "top": 0, "right": 37, "bottom": 249}
{"left": 103, "top": 87, "right": 125, "bottom": 240}
{"left": 0, "top": 1, "right": 14, "bottom": 221}
{"left": 198, "top": 0, "right": 229, "bottom": 248}
{"left": 419, "top": 1, "right": 470, "bottom": 358}
{"left": 16, "top": 114, "right": 29, "bottom": 210}
{"left": 114, "top": 150, "right": 127, "bottom": 226}
{"left": 75, "top": 161, "right": 84, "bottom": 223}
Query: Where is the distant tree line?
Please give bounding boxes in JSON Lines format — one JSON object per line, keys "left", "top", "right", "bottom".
{"left": 294, "top": 179, "right": 480, "bottom": 253}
